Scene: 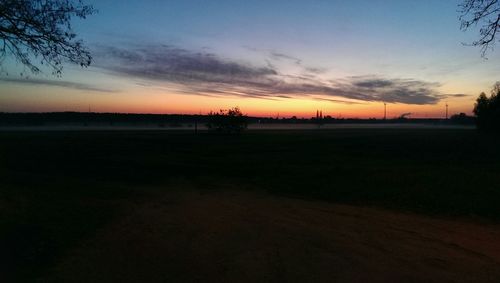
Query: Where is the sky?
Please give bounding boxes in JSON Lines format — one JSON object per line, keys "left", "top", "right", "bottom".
{"left": 1, "top": 0, "right": 499, "bottom": 118}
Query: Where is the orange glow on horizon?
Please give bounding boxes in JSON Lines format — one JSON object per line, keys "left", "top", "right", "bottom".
{"left": 0, "top": 83, "right": 476, "bottom": 119}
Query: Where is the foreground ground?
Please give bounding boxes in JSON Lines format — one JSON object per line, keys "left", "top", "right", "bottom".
{"left": 43, "top": 189, "right": 500, "bottom": 282}
{"left": 1, "top": 129, "right": 500, "bottom": 281}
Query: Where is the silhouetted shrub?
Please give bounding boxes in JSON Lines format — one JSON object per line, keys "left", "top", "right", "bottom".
{"left": 206, "top": 107, "right": 247, "bottom": 134}
{"left": 450, "top": 113, "right": 475, "bottom": 125}
{"left": 474, "top": 82, "right": 500, "bottom": 132}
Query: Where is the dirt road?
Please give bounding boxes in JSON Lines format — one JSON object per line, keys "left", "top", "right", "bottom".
{"left": 45, "top": 189, "right": 500, "bottom": 282}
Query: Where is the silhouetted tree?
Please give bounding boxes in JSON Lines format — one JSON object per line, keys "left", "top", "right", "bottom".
{"left": 473, "top": 82, "right": 500, "bottom": 132}
{"left": 459, "top": 0, "right": 500, "bottom": 56}
{"left": 0, "top": 0, "right": 96, "bottom": 75}
{"left": 207, "top": 107, "right": 248, "bottom": 134}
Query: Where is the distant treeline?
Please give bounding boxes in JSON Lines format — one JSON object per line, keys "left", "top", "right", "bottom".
{"left": 0, "top": 112, "right": 475, "bottom": 126}
{"left": 0, "top": 112, "right": 204, "bottom": 126}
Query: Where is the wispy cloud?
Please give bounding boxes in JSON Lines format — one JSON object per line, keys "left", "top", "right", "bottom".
{"left": 95, "top": 45, "right": 276, "bottom": 83}
{"left": 270, "top": 52, "right": 302, "bottom": 65}
{"left": 445, "top": 93, "right": 468, "bottom": 98}
{"left": 0, "top": 77, "right": 116, "bottom": 93}
{"left": 304, "top": 67, "right": 327, "bottom": 74}
{"left": 244, "top": 46, "right": 325, "bottom": 73}
{"left": 93, "top": 44, "right": 452, "bottom": 105}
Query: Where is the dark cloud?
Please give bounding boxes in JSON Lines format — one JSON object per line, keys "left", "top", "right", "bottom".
{"left": 353, "top": 78, "right": 394, "bottom": 88}
{"left": 94, "top": 44, "right": 448, "bottom": 105}
{"left": 95, "top": 45, "right": 276, "bottom": 84}
{"left": 445, "top": 93, "right": 468, "bottom": 98}
{"left": 312, "top": 97, "right": 366, "bottom": 105}
{"left": 0, "top": 77, "right": 116, "bottom": 93}
{"left": 347, "top": 77, "right": 443, "bottom": 104}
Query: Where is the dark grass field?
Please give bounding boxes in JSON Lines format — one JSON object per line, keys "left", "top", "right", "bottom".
{"left": 1, "top": 128, "right": 500, "bottom": 281}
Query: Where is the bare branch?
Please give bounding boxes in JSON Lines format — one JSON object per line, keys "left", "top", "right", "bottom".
{"left": 0, "top": 0, "right": 95, "bottom": 76}
{"left": 459, "top": 0, "right": 500, "bottom": 57}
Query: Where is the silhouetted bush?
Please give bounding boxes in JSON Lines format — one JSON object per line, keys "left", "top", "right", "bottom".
{"left": 450, "top": 113, "right": 475, "bottom": 125}
{"left": 474, "top": 82, "right": 500, "bottom": 132}
{"left": 206, "top": 107, "right": 248, "bottom": 134}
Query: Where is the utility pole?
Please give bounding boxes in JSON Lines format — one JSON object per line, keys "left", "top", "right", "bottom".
{"left": 194, "top": 114, "right": 198, "bottom": 135}
{"left": 85, "top": 104, "right": 91, "bottom": 127}
{"left": 445, "top": 103, "right": 449, "bottom": 119}
{"left": 384, "top": 103, "right": 387, "bottom": 120}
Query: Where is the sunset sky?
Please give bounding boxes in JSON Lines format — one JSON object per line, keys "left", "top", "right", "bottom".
{"left": 1, "top": 0, "right": 499, "bottom": 118}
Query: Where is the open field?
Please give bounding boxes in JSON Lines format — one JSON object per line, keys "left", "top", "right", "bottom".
{"left": 1, "top": 129, "right": 500, "bottom": 281}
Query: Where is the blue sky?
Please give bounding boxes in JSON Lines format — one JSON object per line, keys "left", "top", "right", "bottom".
{"left": 1, "top": 0, "right": 499, "bottom": 117}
